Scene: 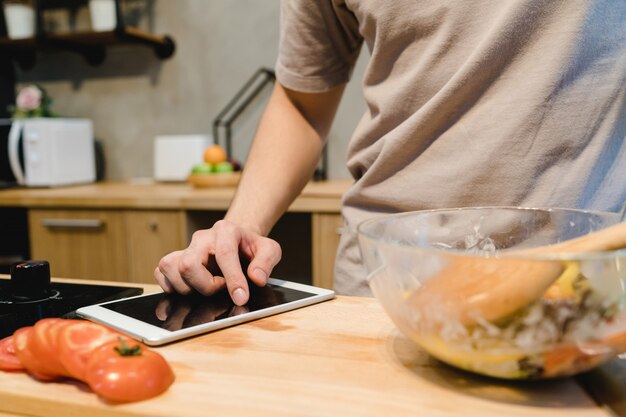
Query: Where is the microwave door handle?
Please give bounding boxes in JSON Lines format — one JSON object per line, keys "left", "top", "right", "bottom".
{"left": 8, "top": 121, "right": 25, "bottom": 185}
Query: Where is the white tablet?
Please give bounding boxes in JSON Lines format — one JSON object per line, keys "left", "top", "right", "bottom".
{"left": 76, "top": 278, "right": 335, "bottom": 346}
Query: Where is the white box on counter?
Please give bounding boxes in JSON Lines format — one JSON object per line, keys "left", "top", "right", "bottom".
{"left": 153, "top": 134, "right": 212, "bottom": 181}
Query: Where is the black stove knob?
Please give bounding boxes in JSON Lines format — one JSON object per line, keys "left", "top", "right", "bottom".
{"left": 10, "top": 260, "right": 52, "bottom": 301}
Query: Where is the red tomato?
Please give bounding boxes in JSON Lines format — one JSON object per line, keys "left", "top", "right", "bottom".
{"left": 85, "top": 338, "right": 175, "bottom": 403}
{"left": 57, "top": 321, "right": 120, "bottom": 381}
{"left": 13, "top": 327, "right": 58, "bottom": 381}
{"left": 0, "top": 335, "right": 24, "bottom": 372}
{"left": 30, "top": 318, "right": 72, "bottom": 377}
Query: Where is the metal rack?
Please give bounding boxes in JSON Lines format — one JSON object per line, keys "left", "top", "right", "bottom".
{"left": 212, "top": 68, "right": 328, "bottom": 181}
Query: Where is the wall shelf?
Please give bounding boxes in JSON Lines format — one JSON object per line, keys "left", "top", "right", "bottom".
{"left": 0, "top": 0, "right": 176, "bottom": 69}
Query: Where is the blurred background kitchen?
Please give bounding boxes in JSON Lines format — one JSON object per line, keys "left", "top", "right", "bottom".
{"left": 1, "top": 0, "right": 368, "bottom": 180}
{"left": 0, "top": 0, "right": 364, "bottom": 284}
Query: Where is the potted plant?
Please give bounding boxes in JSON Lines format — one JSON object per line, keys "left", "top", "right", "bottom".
{"left": 2, "top": 0, "right": 35, "bottom": 39}
{"left": 8, "top": 84, "right": 55, "bottom": 119}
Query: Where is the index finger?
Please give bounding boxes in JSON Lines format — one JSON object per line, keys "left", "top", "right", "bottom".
{"left": 213, "top": 231, "right": 250, "bottom": 306}
{"left": 179, "top": 230, "right": 226, "bottom": 296}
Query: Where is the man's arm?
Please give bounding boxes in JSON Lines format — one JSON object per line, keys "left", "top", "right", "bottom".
{"left": 226, "top": 82, "right": 345, "bottom": 235}
{"left": 155, "top": 82, "right": 345, "bottom": 305}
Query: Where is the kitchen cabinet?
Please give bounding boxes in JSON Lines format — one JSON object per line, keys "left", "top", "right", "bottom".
{"left": 1, "top": 180, "right": 350, "bottom": 288}
{"left": 312, "top": 213, "right": 343, "bottom": 290}
{"left": 125, "top": 210, "right": 187, "bottom": 283}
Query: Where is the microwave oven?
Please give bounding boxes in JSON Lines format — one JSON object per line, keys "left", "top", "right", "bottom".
{"left": 0, "top": 118, "right": 96, "bottom": 187}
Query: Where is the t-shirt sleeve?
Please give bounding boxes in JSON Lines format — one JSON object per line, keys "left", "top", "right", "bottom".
{"left": 276, "top": 0, "right": 363, "bottom": 93}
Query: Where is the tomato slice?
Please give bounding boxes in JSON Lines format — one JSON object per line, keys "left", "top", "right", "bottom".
{"left": 0, "top": 335, "right": 24, "bottom": 372}
{"left": 30, "top": 318, "right": 73, "bottom": 377}
{"left": 13, "top": 327, "right": 58, "bottom": 381}
{"left": 85, "top": 337, "right": 175, "bottom": 403}
{"left": 57, "top": 321, "right": 120, "bottom": 381}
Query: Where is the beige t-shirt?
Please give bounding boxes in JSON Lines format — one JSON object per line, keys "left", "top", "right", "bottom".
{"left": 276, "top": 0, "right": 626, "bottom": 296}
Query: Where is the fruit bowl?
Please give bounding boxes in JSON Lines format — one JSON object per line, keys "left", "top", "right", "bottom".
{"left": 357, "top": 207, "right": 626, "bottom": 379}
{"left": 187, "top": 172, "right": 241, "bottom": 188}
{"left": 187, "top": 143, "right": 242, "bottom": 188}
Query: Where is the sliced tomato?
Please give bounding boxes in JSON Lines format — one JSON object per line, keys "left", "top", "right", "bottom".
{"left": 85, "top": 337, "right": 175, "bottom": 403}
{"left": 30, "top": 318, "right": 73, "bottom": 377}
{"left": 57, "top": 321, "right": 120, "bottom": 381}
{"left": 0, "top": 335, "right": 24, "bottom": 372}
{"left": 13, "top": 327, "right": 58, "bottom": 381}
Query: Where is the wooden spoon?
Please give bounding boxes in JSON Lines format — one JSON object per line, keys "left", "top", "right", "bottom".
{"left": 408, "top": 220, "right": 626, "bottom": 327}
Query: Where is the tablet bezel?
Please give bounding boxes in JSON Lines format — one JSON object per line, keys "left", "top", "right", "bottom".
{"left": 76, "top": 278, "right": 335, "bottom": 346}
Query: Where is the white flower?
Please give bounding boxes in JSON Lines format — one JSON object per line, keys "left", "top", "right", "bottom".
{"left": 16, "top": 85, "right": 42, "bottom": 111}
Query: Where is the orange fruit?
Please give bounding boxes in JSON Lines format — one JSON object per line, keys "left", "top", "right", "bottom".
{"left": 203, "top": 145, "right": 227, "bottom": 165}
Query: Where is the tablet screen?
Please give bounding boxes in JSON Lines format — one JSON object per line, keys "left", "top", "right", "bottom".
{"left": 101, "top": 283, "right": 315, "bottom": 331}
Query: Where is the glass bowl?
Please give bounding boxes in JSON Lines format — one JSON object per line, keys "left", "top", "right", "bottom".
{"left": 357, "top": 207, "right": 626, "bottom": 379}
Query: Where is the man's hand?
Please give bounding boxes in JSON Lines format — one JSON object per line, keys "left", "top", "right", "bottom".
{"left": 154, "top": 220, "right": 282, "bottom": 306}
{"left": 155, "top": 82, "right": 343, "bottom": 306}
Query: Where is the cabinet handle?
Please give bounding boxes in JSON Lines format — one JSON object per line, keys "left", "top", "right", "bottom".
{"left": 41, "top": 218, "right": 105, "bottom": 229}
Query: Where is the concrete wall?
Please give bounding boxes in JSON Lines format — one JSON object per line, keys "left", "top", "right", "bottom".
{"left": 15, "top": 0, "right": 367, "bottom": 180}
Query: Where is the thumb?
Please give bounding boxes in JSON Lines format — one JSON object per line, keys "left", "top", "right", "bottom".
{"left": 247, "top": 236, "right": 282, "bottom": 286}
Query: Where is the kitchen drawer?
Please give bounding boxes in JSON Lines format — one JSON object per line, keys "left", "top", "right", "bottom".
{"left": 29, "top": 209, "right": 186, "bottom": 283}
{"left": 29, "top": 209, "right": 127, "bottom": 281}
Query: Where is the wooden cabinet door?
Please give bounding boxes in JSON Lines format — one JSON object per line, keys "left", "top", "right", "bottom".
{"left": 124, "top": 210, "right": 186, "bottom": 284}
{"left": 312, "top": 213, "right": 343, "bottom": 289}
{"left": 29, "top": 209, "right": 127, "bottom": 281}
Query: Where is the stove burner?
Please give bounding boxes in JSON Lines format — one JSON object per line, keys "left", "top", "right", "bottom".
{"left": 1, "top": 260, "right": 142, "bottom": 338}
{"left": 9, "top": 289, "right": 61, "bottom": 304}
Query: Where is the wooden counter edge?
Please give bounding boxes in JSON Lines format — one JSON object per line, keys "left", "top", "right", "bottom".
{"left": 0, "top": 180, "right": 351, "bottom": 212}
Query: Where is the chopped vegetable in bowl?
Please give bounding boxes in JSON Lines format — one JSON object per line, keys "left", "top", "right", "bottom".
{"left": 359, "top": 207, "right": 626, "bottom": 379}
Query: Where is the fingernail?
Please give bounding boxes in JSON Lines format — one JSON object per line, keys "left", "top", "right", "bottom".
{"left": 233, "top": 288, "right": 247, "bottom": 306}
{"left": 254, "top": 268, "right": 267, "bottom": 281}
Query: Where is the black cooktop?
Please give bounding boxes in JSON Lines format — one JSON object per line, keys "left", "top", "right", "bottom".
{"left": 0, "top": 278, "right": 142, "bottom": 339}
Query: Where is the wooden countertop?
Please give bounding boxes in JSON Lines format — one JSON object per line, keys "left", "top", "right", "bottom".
{"left": 0, "top": 179, "right": 352, "bottom": 212}
{"left": 0, "top": 278, "right": 615, "bottom": 417}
